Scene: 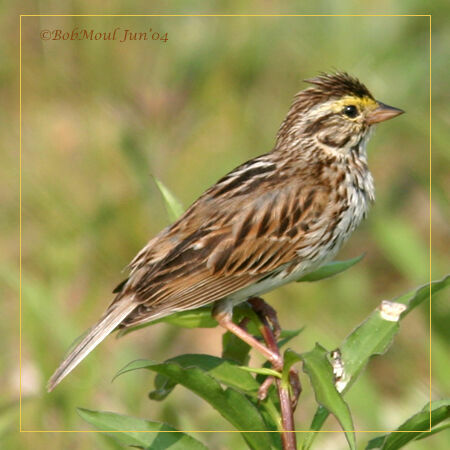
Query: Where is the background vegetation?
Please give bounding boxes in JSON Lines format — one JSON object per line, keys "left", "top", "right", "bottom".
{"left": 2, "top": 1, "right": 449, "bottom": 449}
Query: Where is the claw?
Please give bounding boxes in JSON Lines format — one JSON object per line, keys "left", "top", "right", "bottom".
{"left": 213, "top": 297, "right": 301, "bottom": 413}
{"left": 248, "top": 297, "right": 282, "bottom": 339}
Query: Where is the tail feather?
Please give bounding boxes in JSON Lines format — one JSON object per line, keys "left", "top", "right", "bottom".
{"left": 47, "top": 296, "right": 136, "bottom": 392}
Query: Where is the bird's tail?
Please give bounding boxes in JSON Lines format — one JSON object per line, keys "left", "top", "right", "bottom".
{"left": 47, "top": 296, "right": 136, "bottom": 392}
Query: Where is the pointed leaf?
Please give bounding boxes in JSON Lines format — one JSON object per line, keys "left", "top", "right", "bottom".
{"left": 297, "top": 254, "right": 364, "bottom": 282}
{"left": 340, "top": 275, "right": 450, "bottom": 394}
{"left": 278, "top": 327, "right": 305, "bottom": 349}
{"left": 116, "top": 355, "right": 278, "bottom": 449}
{"left": 118, "top": 306, "right": 217, "bottom": 337}
{"left": 302, "top": 275, "right": 450, "bottom": 449}
{"left": 157, "top": 307, "right": 217, "bottom": 328}
{"left": 281, "top": 348, "right": 302, "bottom": 389}
{"left": 222, "top": 330, "right": 251, "bottom": 365}
{"left": 77, "top": 408, "right": 208, "bottom": 449}
{"left": 414, "top": 423, "right": 450, "bottom": 441}
{"left": 296, "top": 345, "right": 356, "bottom": 450}
{"left": 395, "top": 275, "right": 449, "bottom": 318}
{"left": 153, "top": 176, "right": 184, "bottom": 221}
{"left": 365, "top": 399, "right": 450, "bottom": 449}
{"left": 149, "top": 374, "right": 177, "bottom": 401}
{"left": 117, "top": 354, "right": 261, "bottom": 394}
{"left": 301, "top": 406, "right": 329, "bottom": 450}
{"left": 239, "top": 366, "right": 282, "bottom": 378}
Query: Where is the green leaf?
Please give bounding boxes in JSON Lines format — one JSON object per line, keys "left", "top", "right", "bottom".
{"left": 414, "top": 423, "right": 450, "bottom": 440}
{"left": 396, "top": 275, "right": 450, "bottom": 318}
{"left": 116, "top": 355, "right": 278, "bottom": 449}
{"left": 278, "top": 327, "right": 305, "bottom": 349}
{"left": 157, "top": 307, "right": 217, "bottom": 328}
{"left": 77, "top": 408, "right": 208, "bottom": 450}
{"left": 118, "top": 306, "right": 217, "bottom": 337}
{"left": 149, "top": 373, "right": 177, "bottom": 401}
{"left": 280, "top": 348, "right": 302, "bottom": 389}
{"left": 120, "top": 132, "right": 154, "bottom": 197}
{"left": 301, "top": 406, "right": 329, "bottom": 450}
{"left": 295, "top": 345, "right": 356, "bottom": 450}
{"left": 120, "top": 305, "right": 303, "bottom": 342}
{"left": 365, "top": 399, "right": 450, "bottom": 450}
{"left": 149, "top": 354, "right": 262, "bottom": 394}
{"left": 297, "top": 254, "right": 364, "bottom": 282}
{"left": 302, "top": 275, "right": 450, "bottom": 449}
{"left": 340, "top": 275, "right": 450, "bottom": 394}
{"left": 222, "top": 330, "right": 251, "bottom": 365}
{"left": 239, "top": 366, "right": 282, "bottom": 379}
{"left": 365, "top": 436, "right": 386, "bottom": 449}
{"left": 153, "top": 176, "right": 184, "bottom": 221}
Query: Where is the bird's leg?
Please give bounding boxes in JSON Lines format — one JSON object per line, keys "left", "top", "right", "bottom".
{"left": 249, "top": 308, "right": 279, "bottom": 402}
{"left": 248, "top": 297, "right": 302, "bottom": 411}
{"left": 248, "top": 297, "right": 297, "bottom": 450}
{"left": 212, "top": 302, "right": 283, "bottom": 371}
{"left": 213, "top": 298, "right": 299, "bottom": 448}
{"left": 212, "top": 298, "right": 301, "bottom": 409}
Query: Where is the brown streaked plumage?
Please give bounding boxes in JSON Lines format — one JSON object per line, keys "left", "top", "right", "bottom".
{"left": 47, "top": 72, "right": 404, "bottom": 391}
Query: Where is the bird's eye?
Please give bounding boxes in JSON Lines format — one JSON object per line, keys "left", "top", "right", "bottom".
{"left": 343, "top": 105, "right": 358, "bottom": 118}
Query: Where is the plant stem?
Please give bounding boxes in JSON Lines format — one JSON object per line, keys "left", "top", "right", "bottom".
{"left": 251, "top": 298, "right": 297, "bottom": 450}
{"left": 275, "top": 378, "right": 296, "bottom": 450}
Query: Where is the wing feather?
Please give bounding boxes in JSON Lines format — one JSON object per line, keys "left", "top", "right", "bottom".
{"left": 118, "top": 180, "right": 330, "bottom": 328}
{"left": 113, "top": 157, "right": 331, "bottom": 329}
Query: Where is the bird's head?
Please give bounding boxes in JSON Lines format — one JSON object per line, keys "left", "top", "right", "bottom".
{"left": 276, "top": 72, "right": 404, "bottom": 155}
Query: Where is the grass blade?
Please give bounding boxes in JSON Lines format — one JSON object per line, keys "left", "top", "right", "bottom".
{"left": 153, "top": 176, "right": 184, "bottom": 221}
{"left": 297, "top": 254, "right": 364, "bottom": 282}
{"left": 365, "top": 399, "right": 450, "bottom": 449}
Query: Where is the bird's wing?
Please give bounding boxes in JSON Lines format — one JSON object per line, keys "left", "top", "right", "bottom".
{"left": 118, "top": 162, "right": 331, "bottom": 328}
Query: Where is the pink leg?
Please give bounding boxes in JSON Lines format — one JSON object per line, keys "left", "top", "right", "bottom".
{"left": 248, "top": 297, "right": 302, "bottom": 411}
{"left": 213, "top": 306, "right": 283, "bottom": 370}
{"left": 248, "top": 298, "right": 298, "bottom": 449}
{"left": 213, "top": 298, "right": 301, "bottom": 409}
{"left": 214, "top": 298, "right": 299, "bottom": 449}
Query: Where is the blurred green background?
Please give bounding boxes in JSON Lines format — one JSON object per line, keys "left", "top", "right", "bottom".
{"left": 3, "top": 2, "right": 449, "bottom": 449}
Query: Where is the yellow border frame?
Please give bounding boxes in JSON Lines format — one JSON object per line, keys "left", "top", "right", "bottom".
{"left": 19, "top": 13, "right": 433, "bottom": 436}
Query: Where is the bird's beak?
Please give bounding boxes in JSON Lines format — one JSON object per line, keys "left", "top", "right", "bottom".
{"left": 366, "top": 101, "right": 404, "bottom": 124}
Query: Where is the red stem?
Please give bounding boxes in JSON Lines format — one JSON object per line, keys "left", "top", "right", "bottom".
{"left": 254, "top": 301, "right": 297, "bottom": 450}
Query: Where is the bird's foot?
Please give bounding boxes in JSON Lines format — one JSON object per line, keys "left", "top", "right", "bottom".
{"left": 212, "top": 297, "right": 301, "bottom": 410}
{"left": 248, "top": 297, "right": 282, "bottom": 340}
{"left": 212, "top": 305, "right": 283, "bottom": 370}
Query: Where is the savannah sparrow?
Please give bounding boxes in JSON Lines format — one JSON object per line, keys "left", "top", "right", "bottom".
{"left": 48, "top": 72, "right": 403, "bottom": 391}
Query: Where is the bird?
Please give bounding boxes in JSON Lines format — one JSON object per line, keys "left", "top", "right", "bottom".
{"left": 47, "top": 72, "right": 404, "bottom": 392}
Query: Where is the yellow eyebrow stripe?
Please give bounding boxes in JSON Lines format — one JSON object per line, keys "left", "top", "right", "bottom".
{"left": 330, "top": 95, "right": 378, "bottom": 112}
